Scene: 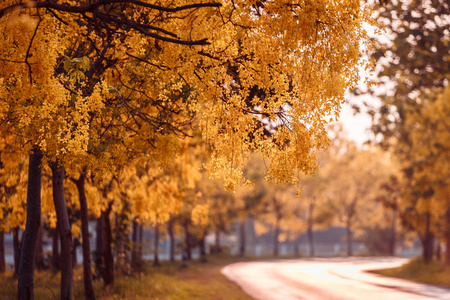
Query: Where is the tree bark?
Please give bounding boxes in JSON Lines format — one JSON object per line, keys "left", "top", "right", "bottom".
{"left": 423, "top": 212, "right": 434, "bottom": 264}
{"left": 72, "top": 238, "right": 78, "bottom": 267}
{"left": 390, "top": 207, "right": 397, "bottom": 256}
{"left": 138, "top": 223, "right": 143, "bottom": 264}
{"left": 307, "top": 223, "right": 314, "bottom": 257}
{"left": 0, "top": 231, "right": 5, "bottom": 273}
{"left": 51, "top": 162, "right": 73, "bottom": 300}
{"left": 214, "top": 229, "right": 221, "bottom": 254}
{"left": 131, "top": 218, "right": 140, "bottom": 271}
{"left": 273, "top": 222, "right": 280, "bottom": 257}
{"left": 199, "top": 230, "right": 207, "bottom": 263}
{"left": 51, "top": 225, "right": 60, "bottom": 270}
{"left": 239, "top": 218, "right": 246, "bottom": 257}
{"left": 293, "top": 237, "right": 300, "bottom": 257}
{"left": 436, "top": 238, "right": 441, "bottom": 261}
{"left": 446, "top": 206, "right": 450, "bottom": 266}
{"left": 34, "top": 226, "right": 45, "bottom": 270}
{"left": 168, "top": 219, "right": 175, "bottom": 262}
{"left": 17, "top": 148, "right": 43, "bottom": 300}
{"left": 346, "top": 220, "right": 353, "bottom": 256}
{"left": 13, "top": 227, "right": 21, "bottom": 278}
{"left": 73, "top": 173, "right": 95, "bottom": 300}
{"left": 183, "top": 221, "right": 192, "bottom": 260}
{"left": 94, "top": 215, "right": 103, "bottom": 279}
{"left": 102, "top": 207, "right": 114, "bottom": 287}
{"left": 153, "top": 224, "right": 160, "bottom": 267}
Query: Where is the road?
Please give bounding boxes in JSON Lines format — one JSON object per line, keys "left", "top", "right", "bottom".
{"left": 221, "top": 257, "right": 450, "bottom": 300}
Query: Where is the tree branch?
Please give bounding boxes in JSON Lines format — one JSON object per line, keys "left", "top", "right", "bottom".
{"left": 0, "top": 1, "right": 221, "bottom": 18}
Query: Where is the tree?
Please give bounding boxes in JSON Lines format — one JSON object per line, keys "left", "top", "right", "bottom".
{"left": 325, "top": 130, "right": 392, "bottom": 256}
{"left": 235, "top": 154, "right": 267, "bottom": 257}
{"left": 298, "top": 160, "right": 334, "bottom": 257}
{"left": 399, "top": 86, "right": 450, "bottom": 263}
{"left": 1, "top": 1, "right": 372, "bottom": 298}
{"left": 367, "top": 0, "right": 449, "bottom": 262}
{"left": 0, "top": 135, "right": 28, "bottom": 274}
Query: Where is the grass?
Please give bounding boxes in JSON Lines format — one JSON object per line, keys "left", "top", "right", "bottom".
{"left": 0, "top": 254, "right": 255, "bottom": 300}
{"left": 370, "top": 257, "right": 450, "bottom": 288}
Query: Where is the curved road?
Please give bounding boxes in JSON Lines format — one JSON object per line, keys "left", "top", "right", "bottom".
{"left": 221, "top": 257, "right": 450, "bottom": 300}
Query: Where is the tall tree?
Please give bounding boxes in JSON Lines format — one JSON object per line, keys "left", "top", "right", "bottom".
{"left": 367, "top": 0, "right": 449, "bottom": 262}
{"left": 1, "top": 1, "right": 372, "bottom": 298}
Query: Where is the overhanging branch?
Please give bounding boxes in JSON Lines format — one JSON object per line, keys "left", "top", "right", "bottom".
{"left": 0, "top": 1, "right": 222, "bottom": 18}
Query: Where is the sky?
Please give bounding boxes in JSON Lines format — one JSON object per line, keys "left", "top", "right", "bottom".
{"left": 336, "top": 92, "right": 381, "bottom": 146}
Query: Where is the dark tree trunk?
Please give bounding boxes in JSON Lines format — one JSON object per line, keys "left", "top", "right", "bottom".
{"left": 153, "top": 224, "right": 160, "bottom": 267}
{"left": 13, "top": 227, "right": 21, "bottom": 278}
{"left": 423, "top": 212, "right": 434, "bottom": 264}
{"left": 138, "top": 223, "right": 143, "bottom": 264}
{"left": 273, "top": 222, "right": 280, "bottom": 257}
{"left": 73, "top": 173, "right": 95, "bottom": 300}
{"left": 168, "top": 219, "right": 175, "bottom": 262}
{"left": 51, "top": 162, "right": 73, "bottom": 300}
{"left": 239, "top": 219, "right": 246, "bottom": 257}
{"left": 34, "top": 226, "right": 45, "bottom": 270}
{"left": 390, "top": 209, "right": 397, "bottom": 256}
{"left": 183, "top": 221, "right": 191, "bottom": 260}
{"left": 307, "top": 199, "right": 315, "bottom": 257}
{"left": 199, "top": 230, "right": 207, "bottom": 263}
{"left": 214, "top": 230, "right": 222, "bottom": 254}
{"left": 307, "top": 223, "right": 314, "bottom": 257}
{"left": 51, "top": 226, "right": 60, "bottom": 270}
{"left": 0, "top": 231, "right": 5, "bottom": 273}
{"left": 346, "top": 221, "right": 353, "bottom": 256}
{"left": 446, "top": 206, "right": 450, "bottom": 266}
{"left": 436, "top": 238, "right": 441, "bottom": 261}
{"left": 293, "top": 237, "right": 300, "bottom": 257}
{"left": 17, "top": 148, "right": 43, "bottom": 300}
{"left": 72, "top": 239, "right": 78, "bottom": 268}
{"left": 94, "top": 215, "right": 103, "bottom": 279}
{"left": 131, "top": 218, "right": 140, "bottom": 271}
{"left": 102, "top": 207, "right": 114, "bottom": 287}
{"left": 138, "top": 224, "right": 144, "bottom": 259}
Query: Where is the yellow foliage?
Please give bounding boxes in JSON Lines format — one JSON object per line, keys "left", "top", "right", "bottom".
{"left": 191, "top": 204, "right": 210, "bottom": 227}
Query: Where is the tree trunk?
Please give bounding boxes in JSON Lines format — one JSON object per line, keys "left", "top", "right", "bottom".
{"left": 307, "top": 223, "right": 314, "bottom": 257}
{"left": 51, "top": 226, "right": 60, "bottom": 270}
{"left": 346, "top": 220, "right": 353, "bottom": 256}
{"left": 390, "top": 209, "right": 397, "bottom": 256}
{"left": 94, "top": 215, "right": 103, "bottom": 279}
{"left": 72, "top": 239, "right": 78, "bottom": 268}
{"left": 51, "top": 162, "right": 73, "bottom": 300}
{"left": 17, "top": 149, "right": 43, "bottom": 300}
{"left": 183, "top": 221, "right": 191, "bottom": 260}
{"left": 423, "top": 212, "right": 434, "bottom": 264}
{"left": 131, "top": 218, "right": 140, "bottom": 271}
{"left": 102, "top": 207, "right": 114, "bottom": 287}
{"left": 446, "top": 206, "right": 450, "bottom": 266}
{"left": 74, "top": 173, "right": 95, "bottom": 300}
{"left": 293, "top": 237, "right": 300, "bottom": 257}
{"left": 138, "top": 223, "right": 143, "bottom": 264}
{"left": 239, "top": 218, "right": 246, "bottom": 257}
{"left": 273, "top": 223, "right": 280, "bottom": 257}
{"left": 214, "top": 230, "right": 221, "bottom": 254}
{"left": 34, "top": 226, "right": 45, "bottom": 270}
{"left": 153, "top": 224, "right": 160, "bottom": 267}
{"left": 13, "top": 227, "right": 21, "bottom": 278}
{"left": 168, "top": 219, "right": 175, "bottom": 262}
{"left": 199, "top": 230, "right": 207, "bottom": 263}
{"left": 308, "top": 199, "right": 315, "bottom": 257}
{"left": 436, "top": 238, "right": 441, "bottom": 261}
{"left": 0, "top": 231, "right": 5, "bottom": 273}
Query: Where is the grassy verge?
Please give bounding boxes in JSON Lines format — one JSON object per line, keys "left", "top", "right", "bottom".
{"left": 371, "top": 257, "right": 450, "bottom": 288}
{"left": 0, "top": 254, "right": 255, "bottom": 300}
